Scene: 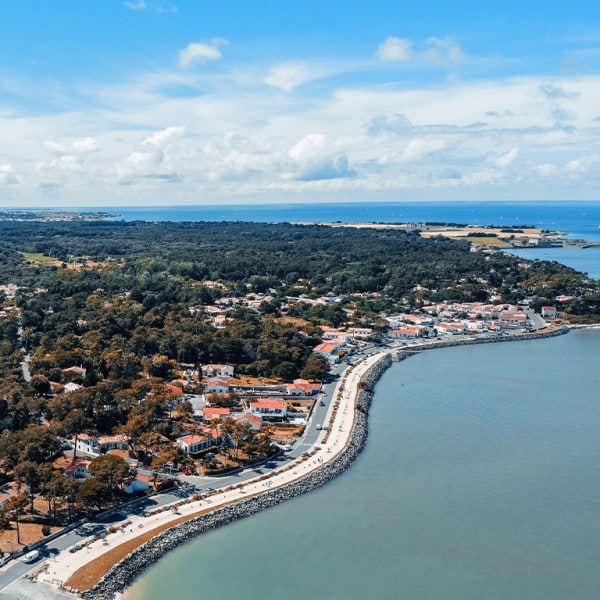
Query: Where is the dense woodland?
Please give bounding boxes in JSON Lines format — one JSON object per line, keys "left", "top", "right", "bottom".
{"left": 0, "top": 220, "right": 597, "bottom": 521}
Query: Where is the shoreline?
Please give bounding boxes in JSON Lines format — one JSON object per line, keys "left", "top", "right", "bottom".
{"left": 80, "top": 354, "right": 392, "bottom": 600}
{"left": 27, "top": 324, "right": 574, "bottom": 600}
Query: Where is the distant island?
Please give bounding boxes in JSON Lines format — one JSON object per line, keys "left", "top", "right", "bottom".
{"left": 0, "top": 209, "right": 117, "bottom": 222}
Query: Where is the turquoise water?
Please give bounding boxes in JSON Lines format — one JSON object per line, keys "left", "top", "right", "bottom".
{"left": 127, "top": 330, "right": 600, "bottom": 600}
{"left": 505, "top": 246, "right": 600, "bottom": 280}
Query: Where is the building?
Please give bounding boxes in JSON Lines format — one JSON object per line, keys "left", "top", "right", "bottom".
{"left": 176, "top": 434, "right": 213, "bottom": 454}
{"left": 541, "top": 306, "right": 559, "bottom": 318}
{"left": 249, "top": 399, "right": 288, "bottom": 422}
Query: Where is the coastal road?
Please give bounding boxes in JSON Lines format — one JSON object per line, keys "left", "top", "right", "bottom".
{"left": 0, "top": 353, "right": 366, "bottom": 597}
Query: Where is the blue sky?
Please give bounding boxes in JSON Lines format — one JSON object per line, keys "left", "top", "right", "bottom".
{"left": 1, "top": 1, "right": 600, "bottom": 206}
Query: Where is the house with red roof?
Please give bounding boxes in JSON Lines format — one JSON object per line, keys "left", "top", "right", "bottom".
{"left": 176, "top": 434, "right": 213, "bottom": 454}
{"left": 541, "top": 306, "right": 559, "bottom": 318}
{"left": 233, "top": 413, "right": 263, "bottom": 430}
{"left": 249, "top": 399, "right": 288, "bottom": 422}
{"left": 202, "top": 364, "right": 235, "bottom": 377}
{"left": 205, "top": 377, "right": 230, "bottom": 394}
{"left": 286, "top": 378, "right": 320, "bottom": 396}
{"left": 202, "top": 406, "right": 232, "bottom": 422}
{"left": 313, "top": 341, "right": 340, "bottom": 364}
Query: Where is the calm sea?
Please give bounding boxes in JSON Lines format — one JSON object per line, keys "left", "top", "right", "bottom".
{"left": 127, "top": 329, "right": 600, "bottom": 600}
{"left": 95, "top": 201, "right": 600, "bottom": 278}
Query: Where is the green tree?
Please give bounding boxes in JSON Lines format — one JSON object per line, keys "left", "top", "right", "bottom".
{"left": 88, "top": 454, "right": 129, "bottom": 500}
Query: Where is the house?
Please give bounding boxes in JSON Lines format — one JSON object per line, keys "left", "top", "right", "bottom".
{"left": 202, "top": 406, "right": 231, "bottom": 422}
{"left": 97, "top": 434, "right": 129, "bottom": 452}
{"left": 541, "top": 306, "right": 559, "bottom": 318}
{"left": 74, "top": 433, "right": 129, "bottom": 456}
{"left": 205, "top": 377, "right": 230, "bottom": 394}
{"left": 233, "top": 413, "right": 263, "bottom": 430}
{"left": 499, "top": 311, "right": 528, "bottom": 326}
{"left": 249, "top": 399, "right": 288, "bottom": 422}
{"left": 388, "top": 327, "right": 420, "bottom": 339}
{"left": 286, "top": 378, "right": 320, "bottom": 396}
{"left": 63, "top": 459, "right": 91, "bottom": 479}
{"left": 62, "top": 365, "right": 87, "bottom": 378}
{"left": 313, "top": 342, "right": 340, "bottom": 364}
{"left": 177, "top": 434, "right": 214, "bottom": 454}
{"left": 436, "top": 322, "right": 466, "bottom": 336}
{"left": 63, "top": 382, "right": 83, "bottom": 394}
{"left": 202, "top": 364, "right": 235, "bottom": 378}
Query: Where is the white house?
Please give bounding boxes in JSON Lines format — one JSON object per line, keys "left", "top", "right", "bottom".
{"left": 202, "top": 364, "right": 235, "bottom": 377}
{"left": 205, "top": 377, "right": 230, "bottom": 394}
{"left": 249, "top": 399, "right": 288, "bottom": 422}
{"left": 177, "top": 434, "right": 213, "bottom": 454}
{"left": 313, "top": 342, "right": 340, "bottom": 364}
{"left": 541, "top": 306, "right": 559, "bottom": 318}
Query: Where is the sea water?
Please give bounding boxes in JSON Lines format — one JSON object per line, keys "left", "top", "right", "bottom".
{"left": 127, "top": 329, "right": 600, "bottom": 600}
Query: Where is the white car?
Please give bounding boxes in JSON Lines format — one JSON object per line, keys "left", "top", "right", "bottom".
{"left": 23, "top": 550, "right": 39, "bottom": 563}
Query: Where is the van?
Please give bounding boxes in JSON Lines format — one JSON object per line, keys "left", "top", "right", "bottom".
{"left": 23, "top": 550, "right": 39, "bottom": 563}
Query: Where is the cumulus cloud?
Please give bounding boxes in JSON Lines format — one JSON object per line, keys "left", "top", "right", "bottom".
{"left": 376, "top": 37, "right": 412, "bottom": 61}
{"left": 376, "top": 35, "right": 464, "bottom": 66}
{"left": 119, "top": 126, "right": 186, "bottom": 183}
{"left": 366, "top": 113, "right": 413, "bottom": 136}
{"left": 422, "top": 36, "right": 464, "bottom": 65}
{"left": 44, "top": 137, "right": 98, "bottom": 156}
{"left": 489, "top": 147, "right": 520, "bottom": 168}
{"left": 178, "top": 39, "right": 227, "bottom": 68}
{"left": 264, "top": 62, "right": 320, "bottom": 91}
{"left": 288, "top": 134, "right": 356, "bottom": 181}
{"left": 400, "top": 138, "right": 446, "bottom": 162}
{"left": 0, "top": 164, "right": 18, "bottom": 185}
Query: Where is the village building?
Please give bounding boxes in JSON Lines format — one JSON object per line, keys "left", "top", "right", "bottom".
{"left": 202, "top": 364, "right": 235, "bottom": 377}
{"left": 248, "top": 399, "right": 288, "bottom": 422}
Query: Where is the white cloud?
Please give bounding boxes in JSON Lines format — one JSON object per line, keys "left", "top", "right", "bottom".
{"left": 376, "top": 37, "right": 412, "bottom": 62}
{"left": 422, "top": 36, "right": 465, "bottom": 65}
{"left": 178, "top": 39, "right": 227, "bottom": 68}
{"left": 264, "top": 62, "right": 319, "bottom": 91}
{"left": 376, "top": 36, "right": 464, "bottom": 66}
{"left": 124, "top": 1, "right": 147, "bottom": 10}
{"left": 489, "top": 147, "right": 520, "bottom": 168}
{"left": 0, "top": 164, "right": 18, "bottom": 185}
{"left": 400, "top": 138, "right": 446, "bottom": 162}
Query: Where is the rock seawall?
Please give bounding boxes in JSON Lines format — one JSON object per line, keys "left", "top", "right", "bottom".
{"left": 82, "top": 354, "right": 392, "bottom": 600}
{"left": 393, "top": 326, "right": 569, "bottom": 361}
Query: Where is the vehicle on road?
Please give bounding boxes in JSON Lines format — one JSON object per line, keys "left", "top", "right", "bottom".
{"left": 316, "top": 424, "right": 322, "bottom": 430}
{"left": 23, "top": 550, "right": 39, "bottom": 563}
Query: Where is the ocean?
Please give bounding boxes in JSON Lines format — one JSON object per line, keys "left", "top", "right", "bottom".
{"left": 127, "top": 329, "right": 600, "bottom": 600}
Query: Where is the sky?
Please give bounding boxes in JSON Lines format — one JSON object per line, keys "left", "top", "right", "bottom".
{"left": 2, "top": 1, "right": 600, "bottom": 207}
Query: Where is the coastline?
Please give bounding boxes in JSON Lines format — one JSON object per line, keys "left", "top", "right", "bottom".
{"left": 25, "top": 324, "right": 573, "bottom": 600}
